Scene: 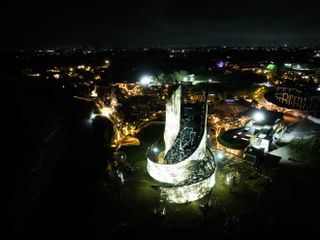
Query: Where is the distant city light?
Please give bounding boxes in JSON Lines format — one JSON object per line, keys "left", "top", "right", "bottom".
{"left": 105, "top": 60, "right": 110, "bottom": 64}
{"left": 53, "top": 74, "right": 60, "bottom": 79}
{"left": 217, "top": 61, "right": 225, "bottom": 68}
{"left": 91, "top": 89, "right": 98, "bottom": 97}
{"left": 225, "top": 99, "right": 236, "bottom": 103}
{"left": 267, "top": 63, "right": 276, "bottom": 71}
{"left": 293, "top": 64, "right": 302, "bottom": 70}
{"left": 140, "top": 75, "right": 152, "bottom": 86}
{"left": 264, "top": 81, "right": 272, "bottom": 87}
{"left": 252, "top": 111, "right": 265, "bottom": 122}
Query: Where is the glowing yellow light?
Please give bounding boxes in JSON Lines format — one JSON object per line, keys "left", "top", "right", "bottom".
{"left": 101, "top": 107, "right": 112, "bottom": 118}
{"left": 28, "top": 73, "right": 40, "bottom": 77}
{"left": 77, "top": 65, "right": 85, "bottom": 69}
{"left": 91, "top": 89, "right": 98, "bottom": 97}
{"left": 53, "top": 74, "right": 60, "bottom": 79}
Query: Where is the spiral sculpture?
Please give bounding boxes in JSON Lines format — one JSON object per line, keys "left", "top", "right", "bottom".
{"left": 147, "top": 83, "right": 216, "bottom": 203}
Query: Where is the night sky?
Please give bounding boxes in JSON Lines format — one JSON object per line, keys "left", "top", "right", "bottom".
{"left": 3, "top": 0, "right": 320, "bottom": 48}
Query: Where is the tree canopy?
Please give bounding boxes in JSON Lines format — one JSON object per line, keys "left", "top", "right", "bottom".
{"left": 289, "top": 133, "right": 320, "bottom": 168}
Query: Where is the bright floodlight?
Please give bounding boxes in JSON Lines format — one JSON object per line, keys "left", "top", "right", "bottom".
{"left": 217, "top": 152, "right": 224, "bottom": 160}
{"left": 252, "top": 111, "right": 265, "bottom": 122}
{"left": 152, "top": 147, "right": 159, "bottom": 154}
{"left": 140, "top": 75, "right": 152, "bottom": 86}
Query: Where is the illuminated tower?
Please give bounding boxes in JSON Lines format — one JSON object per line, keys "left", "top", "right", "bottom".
{"left": 147, "top": 83, "right": 216, "bottom": 203}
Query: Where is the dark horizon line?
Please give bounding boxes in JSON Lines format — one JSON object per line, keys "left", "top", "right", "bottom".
{"left": 4, "top": 44, "right": 320, "bottom": 52}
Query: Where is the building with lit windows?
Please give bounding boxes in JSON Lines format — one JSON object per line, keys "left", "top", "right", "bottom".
{"left": 146, "top": 83, "right": 216, "bottom": 203}
{"left": 217, "top": 109, "right": 284, "bottom": 160}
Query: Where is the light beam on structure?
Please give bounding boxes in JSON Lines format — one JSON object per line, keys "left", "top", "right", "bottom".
{"left": 164, "top": 86, "right": 181, "bottom": 155}
{"left": 160, "top": 171, "right": 216, "bottom": 204}
{"left": 147, "top": 83, "right": 216, "bottom": 204}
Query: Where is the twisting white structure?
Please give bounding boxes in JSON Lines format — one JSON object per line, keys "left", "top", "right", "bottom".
{"left": 147, "top": 83, "right": 216, "bottom": 203}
